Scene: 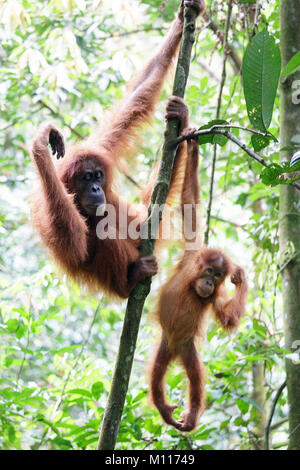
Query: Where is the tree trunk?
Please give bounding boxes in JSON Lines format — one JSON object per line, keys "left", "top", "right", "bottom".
{"left": 252, "top": 362, "right": 267, "bottom": 449}
{"left": 279, "top": 0, "right": 300, "bottom": 451}
{"left": 252, "top": 201, "right": 268, "bottom": 450}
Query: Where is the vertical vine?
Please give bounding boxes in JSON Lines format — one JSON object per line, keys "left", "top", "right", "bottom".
{"left": 204, "top": 0, "right": 233, "bottom": 245}
{"left": 97, "top": 3, "right": 200, "bottom": 451}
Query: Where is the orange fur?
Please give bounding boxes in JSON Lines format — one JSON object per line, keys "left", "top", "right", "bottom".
{"left": 150, "top": 135, "right": 248, "bottom": 432}
{"left": 30, "top": 5, "right": 191, "bottom": 299}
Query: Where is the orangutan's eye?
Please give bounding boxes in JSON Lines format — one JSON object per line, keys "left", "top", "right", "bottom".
{"left": 95, "top": 169, "right": 104, "bottom": 180}
{"left": 83, "top": 172, "right": 92, "bottom": 181}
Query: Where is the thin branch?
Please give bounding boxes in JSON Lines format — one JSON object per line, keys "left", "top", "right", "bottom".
{"left": 177, "top": 128, "right": 300, "bottom": 192}
{"left": 270, "top": 418, "right": 288, "bottom": 431}
{"left": 204, "top": 12, "right": 242, "bottom": 74}
{"left": 197, "top": 57, "right": 221, "bottom": 81}
{"left": 223, "top": 75, "right": 240, "bottom": 118}
{"left": 98, "top": 26, "right": 167, "bottom": 40}
{"left": 97, "top": 4, "right": 199, "bottom": 451}
{"left": 38, "top": 100, "right": 85, "bottom": 139}
{"left": 252, "top": 0, "right": 262, "bottom": 35}
{"left": 204, "top": 0, "right": 233, "bottom": 245}
{"left": 265, "top": 380, "right": 287, "bottom": 450}
{"left": 220, "top": 131, "right": 300, "bottom": 191}
{"left": 272, "top": 441, "right": 289, "bottom": 449}
{"left": 181, "top": 434, "right": 194, "bottom": 450}
{"left": 175, "top": 123, "right": 273, "bottom": 142}
{"left": 16, "top": 298, "right": 31, "bottom": 388}
{"left": 210, "top": 130, "right": 270, "bottom": 167}
{"left": 211, "top": 214, "right": 248, "bottom": 232}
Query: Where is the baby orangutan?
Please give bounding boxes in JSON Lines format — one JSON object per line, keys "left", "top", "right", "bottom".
{"left": 149, "top": 111, "right": 248, "bottom": 432}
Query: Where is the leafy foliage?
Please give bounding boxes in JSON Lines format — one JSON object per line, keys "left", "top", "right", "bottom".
{"left": 261, "top": 161, "right": 300, "bottom": 187}
{"left": 0, "top": 0, "right": 289, "bottom": 451}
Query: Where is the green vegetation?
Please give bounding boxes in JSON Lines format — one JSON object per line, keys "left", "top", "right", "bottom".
{"left": 0, "top": 0, "right": 299, "bottom": 450}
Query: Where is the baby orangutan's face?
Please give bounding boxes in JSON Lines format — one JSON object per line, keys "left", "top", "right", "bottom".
{"left": 193, "top": 256, "right": 226, "bottom": 298}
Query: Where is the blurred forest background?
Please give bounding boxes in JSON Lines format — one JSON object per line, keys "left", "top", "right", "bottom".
{"left": 0, "top": 0, "right": 299, "bottom": 451}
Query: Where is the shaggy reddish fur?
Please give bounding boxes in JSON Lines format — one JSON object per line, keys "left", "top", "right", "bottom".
{"left": 149, "top": 137, "right": 248, "bottom": 432}
{"left": 30, "top": 2, "right": 207, "bottom": 299}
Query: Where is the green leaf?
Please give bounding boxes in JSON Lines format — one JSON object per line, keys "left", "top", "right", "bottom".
{"left": 236, "top": 398, "right": 250, "bottom": 414}
{"left": 281, "top": 50, "right": 300, "bottom": 78}
{"left": 245, "top": 355, "right": 267, "bottom": 362}
{"left": 132, "top": 422, "right": 142, "bottom": 441}
{"left": 251, "top": 134, "right": 272, "bottom": 152}
{"left": 220, "top": 419, "right": 231, "bottom": 430}
{"left": 236, "top": 193, "right": 248, "bottom": 207}
{"left": 234, "top": 417, "right": 248, "bottom": 427}
{"left": 91, "top": 381, "right": 104, "bottom": 400}
{"left": 169, "top": 372, "right": 183, "bottom": 389}
{"left": 53, "top": 345, "right": 83, "bottom": 354}
{"left": 67, "top": 388, "right": 92, "bottom": 398}
{"left": 36, "top": 414, "right": 61, "bottom": 436}
{"left": 16, "top": 324, "right": 27, "bottom": 339}
{"left": 242, "top": 30, "right": 281, "bottom": 132}
{"left": 52, "top": 437, "right": 73, "bottom": 449}
{"left": 198, "top": 120, "right": 228, "bottom": 146}
{"left": 7, "top": 424, "right": 16, "bottom": 444}
{"left": 4, "top": 356, "right": 14, "bottom": 367}
{"left": 6, "top": 319, "right": 19, "bottom": 333}
{"left": 193, "top": 426, "right": 217, "bottom": 439}
{"left": 261, "top": 162, "right": 300, "bottom": 187}
{"left": 260, "top": 164, "right": 287, "bottom": 186}
{"left": 132, "top": 391, "right": 147, "bottom": 403}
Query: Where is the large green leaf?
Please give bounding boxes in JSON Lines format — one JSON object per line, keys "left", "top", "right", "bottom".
{"left": 242, "top": 30, "right": 281, "bottom": 132}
